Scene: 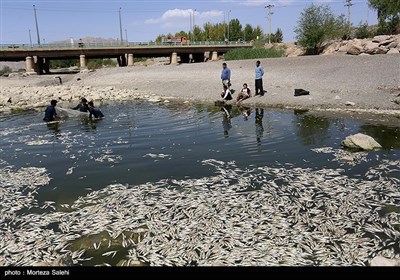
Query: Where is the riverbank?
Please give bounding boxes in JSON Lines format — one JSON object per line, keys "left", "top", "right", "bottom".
{"left": 1, "top": 54, "right": 399, "bottom": 121}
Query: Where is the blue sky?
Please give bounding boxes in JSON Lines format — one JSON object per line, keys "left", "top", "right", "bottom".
{"left": 1, "top": 0, "right": 377, "bottom": 44}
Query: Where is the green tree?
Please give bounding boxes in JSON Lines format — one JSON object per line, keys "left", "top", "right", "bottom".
{"left": 228, "top": 19, "right": 242, "bottom": 41}
{"left": 270, "top": 28, "right": 283, "bottom": 43}
{"left": 243, "top": 24, "right": 254, "bottom": 41}
{"left": 294, "top": 4, "right": 347, "bottom": 55}
{"left": 192, "top": 26, "right": 203, "bottom": 41}
{"left": 175, "top": 31, "right": 187, "bottom": 36}
{"left": 369, "top": 0, "right": 400, "bottom": 34}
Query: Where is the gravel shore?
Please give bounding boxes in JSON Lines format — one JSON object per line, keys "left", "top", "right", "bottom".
{"left": 1, "top": 54, "right": 399, "bottom": 120}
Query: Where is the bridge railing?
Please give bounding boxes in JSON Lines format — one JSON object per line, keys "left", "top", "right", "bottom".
{"left": 0, "top": 41, "right": 252, "bottom": 50}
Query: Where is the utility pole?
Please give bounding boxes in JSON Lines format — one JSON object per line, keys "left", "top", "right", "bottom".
{"left": 190, "top": 11, "right": 192, "bottom": 41}
{"left": 227, "top": 10, "right": 231, "bottom": 43}
{"left": 119, "top": 8, "right": 123, "bottom": 45}
{"left": 33, "top": 5, "right": 41, "bottom": 45}
{"left": 29, "top": 29, "right": 32, "bottom": 47}
{"left": 265, "top": 4, "right": 274, "bottom": 45}
{"left": 193, "top": 9, "right": 196, "bottom": 41}
{"left": 344, "top": 0, "right": 352, "bottom": 34}
{"left": 125, "top": 29, "right": 128, "bottom": 45}
{"left": 223, "top": 11, "right": 226, "bottom": 41}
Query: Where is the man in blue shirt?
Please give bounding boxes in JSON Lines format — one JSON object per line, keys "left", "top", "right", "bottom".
{"left": 255, "top": 60, "right": 265, "bottom": 96}
{"left": 43, "top": 100, "right": 60, "bottom": 122}
{"left": 220, "top": 62, "right": 231, "bottom": 92}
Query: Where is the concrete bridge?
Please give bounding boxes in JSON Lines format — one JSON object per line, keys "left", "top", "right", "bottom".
{"left": 0, "top": 41, "right": 252, "bottom": 74}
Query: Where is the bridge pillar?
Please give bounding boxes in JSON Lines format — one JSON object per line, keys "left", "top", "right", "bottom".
{"left": 204, "top": 51, "right": 210, "bottom": 62}
{"left": 170, "top": 52, "right": 178, "bottom": 64}
{"left": 211, "top": 51, "right": 218, "bottom": 61}
{"left": 43, "top": 58, "right": 50, "bottom": 74}
{"left": 128, "top": 54, "right": 134, "bottom": 66}
{"left": 25, "top": 56, "right": 36, "bottom": 74}
{"left": 79, "top": 55, "right": 87, "bottom": 69}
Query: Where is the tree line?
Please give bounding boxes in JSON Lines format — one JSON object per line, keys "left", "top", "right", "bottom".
{"left": 155, "top": 20, "right": 283, "bottom": 44}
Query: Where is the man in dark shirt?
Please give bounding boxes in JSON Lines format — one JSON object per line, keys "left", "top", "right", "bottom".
{"left": 43, "top": 100, "right": 60, "bottom": 122}
{"left": 71, "top": 97, "right": 88, "bottom": 112}
{"left": 88, "top": 101, "right": 104, "bottom": 119}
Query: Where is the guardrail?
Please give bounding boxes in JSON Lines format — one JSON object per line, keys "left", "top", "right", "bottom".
{"left": 0, "top": 41, "right": 252, "bottom": 50}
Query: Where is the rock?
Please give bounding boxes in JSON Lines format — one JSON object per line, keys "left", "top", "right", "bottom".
{"left": 148, "top": 97, "right": 161, "bottom": 103}
{"left": 387, "top": 41, "right": 398, "bottom": 49}
{"left": 387, "top": 48, "right": 400, "bottom": 54}
{"left": 364, "top": 42, "right": 380, "bottom": 54}
{"left": 370, "top": 256, "right": 400, "bottom": 266}
{"left": 334, "top": 95, "right": 341, "bottom": 100}
{"left": 378, "top": 39, "right": 394, "bottom": 46}
{"left": 345, "top": 101, "right": 355, "bottom": 106}
{"left": 347, "top": 44, "right": 362, "bottom": 55}
{"left": 372, "top": 35, "right": 391, "bottom": 43}
{"left": 341, "top": 133, "right": 382, "bottom": 151}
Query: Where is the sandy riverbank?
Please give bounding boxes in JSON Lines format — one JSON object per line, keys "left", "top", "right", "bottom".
{"left": 1, "top": 54, "right": 399, "bottom": 121}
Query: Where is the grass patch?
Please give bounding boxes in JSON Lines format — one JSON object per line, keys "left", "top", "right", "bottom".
{"left": 224, "top": 47, "right": 285, "bottom": 61}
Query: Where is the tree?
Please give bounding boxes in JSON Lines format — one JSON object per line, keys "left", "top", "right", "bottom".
{"left": 243, "top": 24, "right": 254, "bottom": 41}
{"left": 272, "top": 28, "right": 283, "bottom": 43}
{"left": 368, "top": 0, "right": 400, "bottom": 34}
{"left": 228, "top": 19, "right": 243, "bottom": 41}
{"left": 294, "top": 4, "right": 347, "bottom": 55}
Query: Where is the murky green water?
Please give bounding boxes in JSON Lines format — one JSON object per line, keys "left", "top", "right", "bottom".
{"left": 1, "top": 101, "right": 399, "bottom": 266}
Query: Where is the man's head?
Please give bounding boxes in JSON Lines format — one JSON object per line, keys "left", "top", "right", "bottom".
{"left": 243, "top": 83, "right": 248, "bottom": 88}
{"left": 222, "top": 62, "right": 227, "bottom": 68}
{"left": 81, "top": 98, "right": 87, "bottom": 104}
{"left": 50, "top": 100, "right": 57, "bottom": 106}
{"left": 88, "top": 101, "right": 94, "bottom": 108}
{"left": 256, "top": 60, "right": 260, "bottom": 66}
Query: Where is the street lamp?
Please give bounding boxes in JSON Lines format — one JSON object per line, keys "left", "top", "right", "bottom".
{"left": 29, "top": 29, "right": 32, "bottom": 47}
{"left": 125, "top": 29, "right": 128, "bottom": 46}
{"left": 227, "top": 10, "right": 231, "bottom": 43}
{"left": 193, "top": 9, "right": 196, "bottom": 41}
{"left": 33, "top": 5, "right": 41, "bottom": 45}
{"left": 119, "top": 7, "right": 123, "bottom": 45}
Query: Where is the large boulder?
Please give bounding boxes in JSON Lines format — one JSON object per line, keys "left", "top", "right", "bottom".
{"left": 341, "top": 133, "right": 382, "bottom": 150}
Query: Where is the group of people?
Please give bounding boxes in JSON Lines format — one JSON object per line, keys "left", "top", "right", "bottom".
{"left": 43, "top": 97, "right": 104, "bottom": 122}
{"left": 220, "top": 60, "right": 265, "bottom": 104}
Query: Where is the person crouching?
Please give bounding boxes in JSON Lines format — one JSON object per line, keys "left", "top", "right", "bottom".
{"left": 87, "top": 101, "right": 104, "bottom": 119}
{"left": 221, "top": 84, "right": 233, "bottom": 101}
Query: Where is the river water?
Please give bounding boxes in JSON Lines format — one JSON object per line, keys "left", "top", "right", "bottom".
{"left": 1, "top": 100, "right": 399, "bottom": 266}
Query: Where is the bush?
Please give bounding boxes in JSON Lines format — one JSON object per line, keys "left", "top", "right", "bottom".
{"left": 355, "top": 21, "right": 373, "bottom": 39}
{"left": 50, "top": 59, "right": 78, "bottom": 69}
{"left": 294, "top": 4, "right": 348, "bottom": 55}
{"left": 87, "top": 59, "right": 117, "bottom": 70}
{"left": 0, "top": 65, "right": 12, "bottom": 75}
{"left": 223, "top": 47, "right": 285, "bottom": 61}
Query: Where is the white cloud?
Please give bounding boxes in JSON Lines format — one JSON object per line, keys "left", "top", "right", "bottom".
{"left": 145, "top": 9, "right": 224, "bottom": 29}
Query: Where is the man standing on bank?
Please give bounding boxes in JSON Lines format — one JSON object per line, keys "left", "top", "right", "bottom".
{"left": 221, "top": 62, "right": 231, "bottom": 92}
{"left": 255, "top": 60, "right": 265, "bottom": 96}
